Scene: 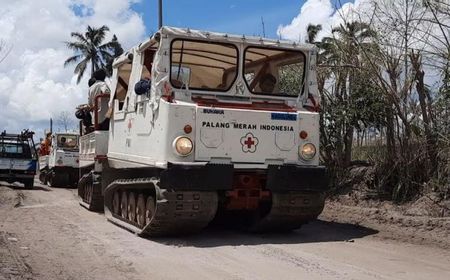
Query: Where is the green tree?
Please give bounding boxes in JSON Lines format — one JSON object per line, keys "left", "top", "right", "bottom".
{"left": 64, "top": 25, "right": 122, "bottom": 83}
{"left": 319, "top": 22, "right": 379, "bottom": 167}
{"left": 105, "top": 35, "right": 124, "bottom": 76}
{"left": 306, "top": 24, "right": 322, "bottom": 43}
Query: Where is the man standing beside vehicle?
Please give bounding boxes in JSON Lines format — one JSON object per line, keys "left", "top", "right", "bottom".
{"left": 88, "top": 69, "right": 111, "bottom": 130}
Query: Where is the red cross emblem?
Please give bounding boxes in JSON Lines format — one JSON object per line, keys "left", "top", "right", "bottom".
{"left": 127, "top": 119, "right": 132, "bottom": 131}
{"left": 240, "top": 133, "right": 259, "bottom": 153}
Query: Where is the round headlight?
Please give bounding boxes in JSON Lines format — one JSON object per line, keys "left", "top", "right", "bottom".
{"left": 57, "top": 157, "right": 64, "bottom": 165}
{"left": 174, "top": 137, "right": 193, "bottom": 156}
{"left": 300, "top": 143, "right": 316, "bottom": 160}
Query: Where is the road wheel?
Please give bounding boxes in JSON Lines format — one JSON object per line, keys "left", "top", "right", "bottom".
{"left": 85, "top": 182, "right": 92, "bottom": 203}
{"left": 145, "top": 196, "right": 155, "bottom": 225}
{"left": 128, "top": 192, "right": 136, "bottom": 222}
{"left": 47, "top": 172, "right": 55, "bottom": 187}
{"left": 112, "top": 191, "right": 120, "bottom": 215}
{"left": 120, "top": 191, "right": 128, "bottom": 219}
{"left": 136, "top": 194, "right": 146, "bottom": 228}
{"left": 39, "top": 172, "right": 47, "bottom": 184}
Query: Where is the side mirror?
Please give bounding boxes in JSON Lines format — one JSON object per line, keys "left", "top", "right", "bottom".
{"left": 134, "top": 79, "right": 151, "bottom": 95}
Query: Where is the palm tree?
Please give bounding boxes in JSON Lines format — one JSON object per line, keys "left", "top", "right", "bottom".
{"left": 105, "top": 35, "right": 124, "bottom": 77}
{"left": 317, "top": 21, "right": 379, "bottom": 167}
{"left": 64, "top": 25, "right": 122, "bottom": 83}
{"left": 306, "top": 24, "right": 322, "bottom": 44}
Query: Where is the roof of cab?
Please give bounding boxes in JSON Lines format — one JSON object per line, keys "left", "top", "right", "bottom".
{"left": 113, "top": 26, "right": 316, "bottom": 67}
{"left": 157, "top": 26, "right": 315, "bottom": 51}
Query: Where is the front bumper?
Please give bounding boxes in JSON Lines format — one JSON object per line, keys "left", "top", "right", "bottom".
{"left": 266, "top": 165, "right": 328, "bottom": 192}
{"left": 160, "top": 163, "right": 234, "bottom": 190}
{"left": 160, "top": 163, "right": 329, "bottom": 192}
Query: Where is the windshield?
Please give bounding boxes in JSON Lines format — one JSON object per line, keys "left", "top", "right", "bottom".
{"left": 244, "top": 47, "right": 306, "bottom": 96}
{"left": 57, "top": 135, "right": 78, "bottom": 149}
{"left": 170, "top": 39, "right": 238, "bottom": 91}
{"left": 0, "top": 142, "right": 31, "bottom": 158}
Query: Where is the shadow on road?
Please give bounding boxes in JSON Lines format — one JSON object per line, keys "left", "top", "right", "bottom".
{"left": 151, "top": 219, "right": 379, "bottom": 248}
{"left": 0, "top": 182, "right": 52, "bottom": 192}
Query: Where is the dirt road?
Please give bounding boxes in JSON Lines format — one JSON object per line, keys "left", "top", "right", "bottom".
{"left": 1, "top": 179, "right": 449, "bottom": 280}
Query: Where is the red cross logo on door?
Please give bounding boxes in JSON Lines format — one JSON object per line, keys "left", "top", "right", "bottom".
{"left": 240, "top": 133, "right": 259, "bottom": 153}
{"left": 127, "top": 118, "right": 132, "bottom": 132}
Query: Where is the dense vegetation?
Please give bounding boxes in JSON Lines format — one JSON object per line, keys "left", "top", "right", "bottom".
{"left": 310, "top": 0, "right": 449, "bottom": 201}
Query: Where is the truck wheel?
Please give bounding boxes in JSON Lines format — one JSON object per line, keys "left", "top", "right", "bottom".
{"left": 47, "top": 173, "right": 55, "bottom": 187}
{"left": 39, "top": 172, "right": 47, "bottom": 184}
{"left": 24, "top": 178, "right": 34, "bottom": 189}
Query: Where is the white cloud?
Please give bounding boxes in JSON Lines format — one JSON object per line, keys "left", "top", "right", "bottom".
{"left": 0, "top": 0, "right": 146, "bottom": 136}
{"left": 277, "top": 0, "right": 334, "bottom": 42}
{"left": 277, "top": 0, "right": 369, "bottom": 42}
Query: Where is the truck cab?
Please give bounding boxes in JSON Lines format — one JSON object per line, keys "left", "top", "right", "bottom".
{"left": 39, "top": 132, "right": 79, "bottom": 187}
{"left": 0, "top": 130, "right": 37, "bottom": 189}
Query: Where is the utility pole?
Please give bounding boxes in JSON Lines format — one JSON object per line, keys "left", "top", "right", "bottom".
{"left": 158, "top": 0, "right": 163, "bottom": 29}
{"left": 261, "top": 17, "right": 266, "bottom": 38}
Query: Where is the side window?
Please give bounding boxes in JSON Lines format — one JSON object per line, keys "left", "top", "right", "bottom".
{"left": 170, "top": 65, "right": 191, "bottom": 87}
{"left": 141, "top": 48, "right": 155, "bottom": 80}
{"left": 135, "top": 48, "right": 156, "bottom": 98}
{"left": 114, "top": 63, "right": 131, "bottom": 111}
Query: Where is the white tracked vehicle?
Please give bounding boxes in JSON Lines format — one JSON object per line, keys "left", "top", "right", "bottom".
{"left": 77, "top": 27, "right": 328, "bottom": 236}
{"left": 39, "top": 132, "right": 79, "bottom": 187}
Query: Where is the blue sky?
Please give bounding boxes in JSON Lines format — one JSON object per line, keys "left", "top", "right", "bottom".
{"left": 132, "top": 0, "right": 353, "bottom": 38}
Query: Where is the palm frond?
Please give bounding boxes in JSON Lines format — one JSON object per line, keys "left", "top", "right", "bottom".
{"left": 74, "top": 57, "right": 89, "bottom": 84}
{"left": 65, "top": 41, "right": 89, "bottom": 52}
{"left": 69, "top": 32, "right": 89, "bottom": 45}
{"left": 64, "top": 54, "right": 82, "bottom": 67}
{"left": 92, "top": 25, "right": 110, "bottom": 46}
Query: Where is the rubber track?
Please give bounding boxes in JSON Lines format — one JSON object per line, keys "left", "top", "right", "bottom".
{"left": 104, "top": 178, "right": 218, "bottom": 237}
{"left": 78, "top": 172, "right": 103, "bottom": 212}
{"left": 247, "top": 192, "right": 325, "bottom": 232}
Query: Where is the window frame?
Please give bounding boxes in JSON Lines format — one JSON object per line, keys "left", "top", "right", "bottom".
{"left": 114, "top": 62, "right": 132, "bottom": 111}
{"left": 242, "top": 45, "right": 307, "bottom": 98}
{"left": 169, "top": 39, "right": 240, "bottom": 92}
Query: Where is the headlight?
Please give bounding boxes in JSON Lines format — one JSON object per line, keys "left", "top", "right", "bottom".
{"left": 300, "top": 143, "right": 316, "bottom": 160}
{"left": 57, "top": 157, "right": 64, "bottom": 165}
{"left": 174, "top": 136, "right": 193, "bottom": 156}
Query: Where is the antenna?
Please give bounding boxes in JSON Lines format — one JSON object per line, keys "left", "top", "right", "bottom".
{"left": 261, "top": 16, "right": 266, "bottom": 38}
{"left": 158, "top": 0, "right": 163, "bottom": 29}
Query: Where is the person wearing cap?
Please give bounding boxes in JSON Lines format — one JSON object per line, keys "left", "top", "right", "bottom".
{"left": 88, "top": 69, "right": 110, "bottom": 109}
{"left": 88, "top": 69, "right": 111, "bottom": 130}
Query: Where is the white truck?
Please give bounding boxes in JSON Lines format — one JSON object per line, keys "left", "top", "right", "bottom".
{"left": 0, "top": 130, "right": 37, "bottom": 189}
{"left": 39, "top": 132, "right": 79, "bottom": 187}
{"left": 78, "top": 27, "right": 328, "bottom": 236}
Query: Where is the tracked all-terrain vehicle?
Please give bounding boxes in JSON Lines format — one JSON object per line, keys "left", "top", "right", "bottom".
{"left": 39, "top": 132, "right": 79, "bottom": 187}
{"left": 78, "top": 27, "right": 328, "bottom": 236}
{"left": 0, "top": 130, "right": 37, "bottom": 189}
